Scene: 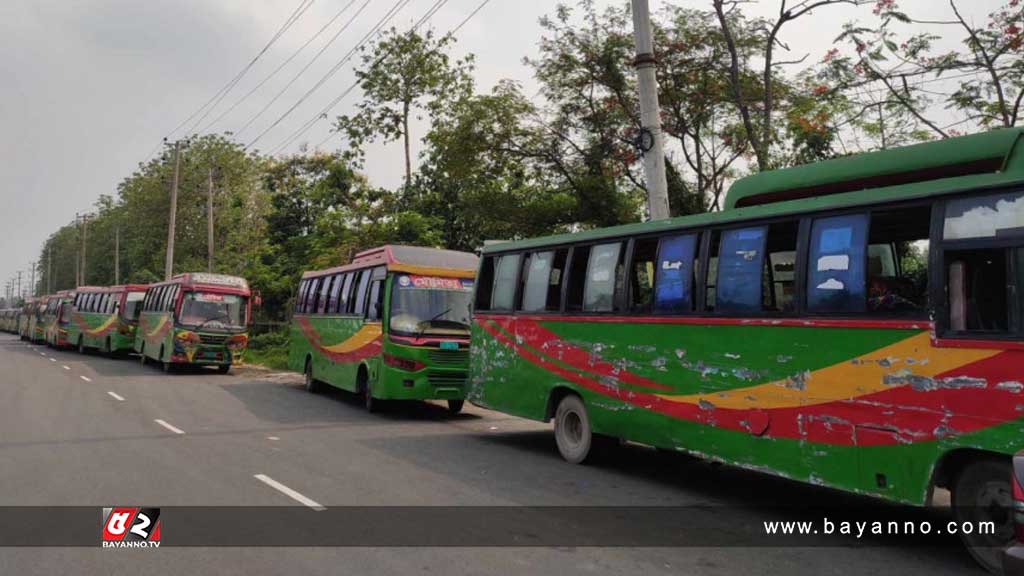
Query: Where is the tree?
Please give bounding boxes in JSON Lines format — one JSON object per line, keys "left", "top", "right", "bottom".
{"left": 335, "top": 28, "right": 474, "bottom": 190}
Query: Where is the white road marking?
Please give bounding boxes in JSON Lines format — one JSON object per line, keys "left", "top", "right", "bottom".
{"left": 253, "top": 474, "right": 325, "bottom": 511}
{"left": 62, "top": 365, "right": 71, "bottom": 370}
{"left": 154, "top": 419, "right": 185, "bottom": 435}
{"left": 266, "top": 436, "right": 280, "bottom": 441}
{"left": 80, "top": 376, "right": 92, "bottom": 382}
{"left": 49, "top": 358, "right": 56, "bottom": 363}
{"left": 107, "top": 391, "right": 125, "bottom": 402}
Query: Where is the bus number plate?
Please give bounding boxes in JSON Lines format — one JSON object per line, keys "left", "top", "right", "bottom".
{"left": 440, "top": 341, "right": 459, "bottom": 351}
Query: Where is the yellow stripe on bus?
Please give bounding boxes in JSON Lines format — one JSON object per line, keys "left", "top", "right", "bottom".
{"left": 87, "top": 315, "right": 118, "bottom": 336}
{"left": 389, "top": 264, "right": 476, "bottom": 279}
{"left": 321, "top": 324, "right": 382, "bottom": 354}
{"left": 657, "top": 332, "right": 999, "bottom": 410}
{"left": 145, "top": 315, "right": 169, "bottom": 338}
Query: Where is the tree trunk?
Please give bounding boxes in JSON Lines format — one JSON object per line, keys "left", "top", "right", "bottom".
{"left": 403, "top": 100, "right": 412, "bottom": 190}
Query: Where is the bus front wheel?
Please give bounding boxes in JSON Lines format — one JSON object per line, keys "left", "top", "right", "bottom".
{"left": 77, "top": 337, "right": 86, "bottom": 355}
{"left": 447, "top": 399, "right": 464, "bottom": 415}
{"left": 554, "top": 395, "right": 593, "bottom": 465}
{"left": 304, "top": 359, "right": 320, "bottom": 393}
{"left": 952, "top": 458, "right": 1014, "bottom": 574}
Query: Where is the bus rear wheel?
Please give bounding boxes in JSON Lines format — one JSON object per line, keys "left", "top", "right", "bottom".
{"left": 77, "top": 337, "right": 86, "bottom": 355}
{"left": 952, "top": 458, "right": 1014, "bottom": 574}
{"left": 363, "top": 375, "right": 378, "bottom": 413}
{"left": 304, "top": 360, "right": 320, "bottom": 393}
{"left": 554, "top": 395, "right": 594, "bottom": 464}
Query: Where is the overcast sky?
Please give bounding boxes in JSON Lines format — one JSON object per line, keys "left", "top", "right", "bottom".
{"left": 0, "top": 0, "right": 1002, "bottom": 295}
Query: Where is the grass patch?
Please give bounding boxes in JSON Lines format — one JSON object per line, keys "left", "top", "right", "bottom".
{"left": 244, "top": 330, "right": 291, "bottom": 371}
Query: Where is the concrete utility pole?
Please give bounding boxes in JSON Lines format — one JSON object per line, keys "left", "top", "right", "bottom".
{"left": 46, "top": 245, "right": 52, "bottom": 294}
{"left": 165, "top": 141, "right": 182, "bottom": 281}
{"left": 207, "top": 167, "right": 215, "bottom": 273}
{"left": 114, "top": 224, "right": 120, "bottom": 285}
{"left": 16, "top": 271, "right": 22, "bottom": 301}
{"left": 28, "top": 262, "right": 35, "bottom": 298}
{"left": 631, "top": 0, "right": 670, "bottom": 221}
{"left": 74, "top": 214, "right": 82, "bottom": 287}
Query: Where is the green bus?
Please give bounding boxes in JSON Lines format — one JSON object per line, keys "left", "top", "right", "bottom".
{"left": 0, "top": 309, "right": 17, "bottom": 333}
{"left": 135, "top": 273, "right": 252, "bottom": 373}
{"left": 289, "top": 245, "right": 477, "bottom": 413}
{"left": 42, "top": 290, "right": 75, "bottom": 348}
{"left": 67, "top": 284, "right": 149, "bottom": 355}
{"left": 470, "top": 128, "right": 1024, "bottom": 572}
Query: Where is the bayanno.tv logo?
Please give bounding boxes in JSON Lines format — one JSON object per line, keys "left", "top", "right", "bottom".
{"left": 101, "top": 507, "right": 161, "bottom": 548}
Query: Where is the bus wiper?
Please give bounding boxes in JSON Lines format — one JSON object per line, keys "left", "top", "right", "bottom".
{"left": 416, "top": 308, "right": 452, "bottom": 338}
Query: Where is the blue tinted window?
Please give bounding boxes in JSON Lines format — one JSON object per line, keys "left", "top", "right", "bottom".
{"left": 716, "top": 227, "right": 766, "bottom": 312}
{"left": 654, "top": 234, "right": 697, "bottom": 313}
{"left": 808, "top": 214, "right": 868, "bottom": 313}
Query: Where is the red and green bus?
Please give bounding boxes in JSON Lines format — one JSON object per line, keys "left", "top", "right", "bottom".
{"left": 0, "top": 308, "right": 18, "bottom": 333}
{"left": 289, "top": 245, "right": 477, "bottom": 413}
{"left": 67, "top": 285, "right": 149, "bottom": 355}
{"left": 470, "top": 128, "right": 1024, "bottom": 572}
{"left": 42, "top": 290, "right": 75, "bottom": 348}
{"left": 135, "top": 273, "right": 251, "bottom": 373}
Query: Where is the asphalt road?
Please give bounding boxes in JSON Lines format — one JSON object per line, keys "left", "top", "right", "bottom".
{"left": 0, "top": 333, "right": 986, "bottom": 575}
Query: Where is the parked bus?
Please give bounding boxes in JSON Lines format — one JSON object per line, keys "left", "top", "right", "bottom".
{"left": 289, "top": 245, "right": 477, "bottom": 413}
{"left": 470, "top": 128, "right": 1024, "bottom": 572}
{"left": 43, "top": 290, "right": 76, "bottom": 348}
{"left": 135, "top": 273, "right": 251, "bottom": 373}
{"left": 0, "top": 309, "right": 17, "bottom": 333}
{"left": 67, "top": 284, "right": 149, "bottom": 355}
{"left": 18, "top": 298, "right": 37, "bottom": 341}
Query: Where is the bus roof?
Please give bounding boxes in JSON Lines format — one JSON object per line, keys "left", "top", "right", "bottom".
{"left": 149, "top": 273, "right": 250, "bottom": 294}
{"left": 303, "top": 245, "right": 478, "bottom": 280}
{"left": 483, "top": 128, "right": 1024, "bottom": 254}
{"left": 75, "top": 284, "right": 149, "bottom": 294}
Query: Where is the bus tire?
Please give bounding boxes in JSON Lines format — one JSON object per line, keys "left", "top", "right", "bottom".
{"left": 361, "top": 368, "right": 378, "bottom": 413}
{"left": 104, "top": 337, "right": 112, "bottom": 357}
{"left": 77, "top": 337, "right": 86, "bottom": 355}
{"left": 554, "top": 394, "right": 594, "bottom": 464}
{"left": 304, "top": 358, "right": 320, "bottom": 393}
{"left": 447, "top": 399, "right": 464, "bottom": 415}
{"left": 952, "top": 457, "right": 1014, "bottom": 574}
{"left": 218, "top": 365, "right": 230, "bottom": 375}
{"left": 162, "top": 360, "right": 174, "bottom": 374}
{"left": 139, "top": 345, "right": 148, "bottom": 366}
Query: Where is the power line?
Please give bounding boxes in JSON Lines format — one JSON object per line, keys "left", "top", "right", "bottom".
{"left": 142, "top": 0, "right": 314, "bottom": 162}
{"left": 233, "top": 0, "right": 377, "bottom": 138}
{"left": 200, "top": 0, "right": 362, "bottom": 135}
{"left": 296, "top": 0, "right": 491, "bottom": 154}
{"left": 244, "top": 0, "right": 416, "bottom": 151}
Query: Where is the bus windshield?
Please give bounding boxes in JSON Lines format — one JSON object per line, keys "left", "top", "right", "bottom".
{"left": 389, "top": 275, "right": 473, "bottom": 337}
{"left": 122, "top": 291, "right": 145, "bottom": 322}
{"left": 177, "top": 292, "right": 247, "bottom": 331}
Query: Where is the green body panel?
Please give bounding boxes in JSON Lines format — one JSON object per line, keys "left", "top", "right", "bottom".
{"left": 469, "top": 320, "right": 1024, "bottom": 506}
{"left": 65, "top": 311, "right": 136, "bottom": 353}
{"left": 287, "top": 315, "right": 373, "bottom": 392}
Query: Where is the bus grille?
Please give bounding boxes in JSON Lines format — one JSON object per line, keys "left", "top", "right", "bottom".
{"left": 200, "top": 334, "right": 228, "bottom": 346}
{"left": 426, "top": 349, "right": 469, "bottom": 367}
{"left": 428, "top": 371, "right": 467, "bottom": 387}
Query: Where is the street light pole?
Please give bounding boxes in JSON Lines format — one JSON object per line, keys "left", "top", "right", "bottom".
{"left": 631, "top": 0, "right": 670, "bottom": 221}
{"left": 165, "top": 140, "right": 182, "bottom": 281}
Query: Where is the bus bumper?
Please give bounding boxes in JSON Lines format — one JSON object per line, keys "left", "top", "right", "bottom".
{"left": 377, "top": 366, "right": 467, "bottom": 401}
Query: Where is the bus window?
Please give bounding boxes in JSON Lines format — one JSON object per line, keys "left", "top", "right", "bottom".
{"left": 629, "top": 238, "right": 658, "bottom": 313}
{"left": 520, "top": 250, "right": 567, "bottom": 313}
{"left": 807, "top": 214, "right": 868, "bottom": 313}
{"left": 317, "top": 276, "right": 333, "bottom": 314}
{"left": 868, "top": 205, "right": 931, "bottom": 314}
{"left": 367, "top": 279, "right": 384, "bottom": 321}
{"left": 583, "top": 242, "right": 623, "bottom": 313}
{"left": 566, "top": 246, "right": 591, "bottom": 312}
{"left": 491, "top": 254, "right": 521, "bottom": 312}
{"left": 327, "top": 275, "right": 343, "bottom": 313}
{"left": 655, "top": 234, "right": 698, "bottom": 313}
{"left": 764, "top": 222, "right": 799, "bottom": 312}
{"left": 475, "top": 257, "right": 497, "bottom": 311}
{"left": 294, "top": 280, "right": 309, "bottom": 314}
{"left": 351, "top": 270, "right": 371, "bottom": 315}
{"left": 714, "top": 227, "right": 767, "bottom": 313}
{"left": 337, "top": 273, "right": 354, "bottom": 314}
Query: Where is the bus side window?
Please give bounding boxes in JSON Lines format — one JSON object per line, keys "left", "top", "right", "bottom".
{"left": 807, "top": 214, "right": 869, "bottom": 314}
{"left": 942, "top": 191, "right": 1024, "bottom": 334}
{"left": 327, "top": 274, "right": 343, "bottom": 313}
{"left": 868, "top": 205, "right": 931, "bottom": 315}
{"left": 338, "top": 273, "right": 354, "bottom": 314}
{"left": 714, "top": 227, "right": 767, "bottom": 313}
{"left": 565, "top": 246, "right": 592, "bottom": 312}
{"left": 474, "top": 257, "right": 497, "bottom": 311}
{"left": 491, "top": 254, "right": 521, "bottom": 312}
{"left": 317, "top": 276, "right": 333, "bottom": 315}
{"left": 294, "top": 280, "right": 307, "bottom": 314}
{"left": 367, "top": 279, "right": 384, "bottom": 321}
{"left": 630, "top": 238, "right": 659, "bottom": 314}
{"left": 764, "top": 222, "right": 799, "bottom": 312}
{"left": 519, "top": 249, "right": 568, "bottom": 313}
{"left": 655, "top": 234, "right": 698, "bottom": 314}
{"left": 351, "top": 271, "right": 371, "bottom": 315}
{"left": 583, "top": 242, "right": 624, "bottom": 313}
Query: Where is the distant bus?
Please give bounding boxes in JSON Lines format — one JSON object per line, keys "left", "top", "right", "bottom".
{"left": 289, "top": 245, "right": 477, "bottom": 413}
{"left": 43, "top": 290, "right": 76, "bottom": 348}
{"left": 67, "top": 284, "right": 149, "bottom": 355}
{"left": 135, "top": 273, "right": 251, "bottom": 373}
{"left": 469, "top": 128, "right": 1024, "bottom": 572}
{"left": 0, "top": 309, "right": 17, "bottom": 333}
{"left": 18, "top": 298, "right": 37, "bottom": 341}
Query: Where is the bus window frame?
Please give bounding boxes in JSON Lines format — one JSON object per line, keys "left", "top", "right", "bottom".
{"left": 933, "top": 188, "right": 1024, "bottom": 343}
